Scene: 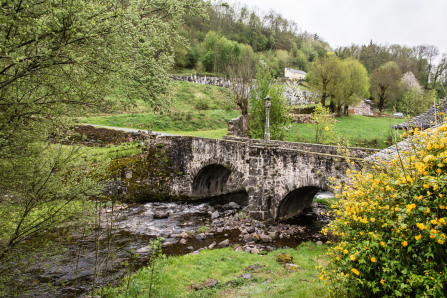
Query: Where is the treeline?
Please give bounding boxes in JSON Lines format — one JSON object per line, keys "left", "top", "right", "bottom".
{"left": 335, "top": 42, "right": 446, "bottom": 97}
{"left": 174, "top": 0, "right": 330, "bottom": 76}
{"left": 171, "top": 1, "right": 447, "bottom": 115}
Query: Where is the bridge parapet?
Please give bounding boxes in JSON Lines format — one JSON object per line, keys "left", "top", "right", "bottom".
{"left": 222, "top": 136, "right": 379, "bottom": 158}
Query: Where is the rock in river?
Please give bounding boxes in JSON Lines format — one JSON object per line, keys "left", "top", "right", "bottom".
{"left": 152, "top": 211, "right": 169, "bottom": 219}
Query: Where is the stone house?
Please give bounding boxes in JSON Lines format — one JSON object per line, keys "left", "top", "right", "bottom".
{"left": 349, "top": 99, "right": 375, "bottom": 116}
{"left": 284, "top": 68, "right": 307, "bottom": 80}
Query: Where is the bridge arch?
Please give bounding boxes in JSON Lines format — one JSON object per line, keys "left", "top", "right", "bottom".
{"left": 276, "top": 186, "right": 323, "bottom": 220}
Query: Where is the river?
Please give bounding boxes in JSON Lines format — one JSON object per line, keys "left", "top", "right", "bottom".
{"left": 13, "top": 192, "right": 333, "bottom": 297}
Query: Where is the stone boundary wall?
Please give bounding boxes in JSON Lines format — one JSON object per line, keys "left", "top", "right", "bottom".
{"left": 170, "top": 75, "right": 232, "bottom": 88}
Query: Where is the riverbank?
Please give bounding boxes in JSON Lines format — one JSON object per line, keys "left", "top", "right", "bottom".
{"left": 102, "top": 242, "right": 329, "bottom": 297}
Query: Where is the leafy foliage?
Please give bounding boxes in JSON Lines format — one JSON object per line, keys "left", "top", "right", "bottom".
{"left": 0, "top": 0, "right": 204, "bottom": 263}
{"left": 250, "top": 64, "right": 290, "bottom": 140}
{"left": 311, "top": 104, "right": 337, "bottom": 144}
{"left": 321, "top": 123, "right": 447, "bottom": 296}
{"left": 398, "top": 89, "right": 438, "bottom": 117}
{"left": 0, "top": 144, "right": 105, "bottom": 260}
{"left": 308, "top": 56, "right": 369, "bottom": 114}
{"left": 370, "top": 61, "right": 403, "bottom": 114}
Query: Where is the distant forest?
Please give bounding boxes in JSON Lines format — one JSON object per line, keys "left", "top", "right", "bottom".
{"left": 174, "top": 1, "right": 446, "bottom": 97}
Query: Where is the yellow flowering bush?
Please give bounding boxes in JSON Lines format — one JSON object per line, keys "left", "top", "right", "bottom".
{"left": 321, "top": 123, "right": 447, "bottom": 296}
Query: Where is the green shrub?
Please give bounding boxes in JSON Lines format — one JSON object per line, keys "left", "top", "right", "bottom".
{"left": 321, "top": 123, "right": 447, "bottom": 296}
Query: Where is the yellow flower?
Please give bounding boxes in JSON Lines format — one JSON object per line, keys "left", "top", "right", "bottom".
{"left": 350, "top": 255, "right": 356, "bottom": 261}
{"left": 380, "top": 279, "right": 385, "bottom": 285}
{"left": 370, "top": 218, "right": 376, "bottom": 222}
{"left": 438, "top": 239, "right": 444, "bottom": 244}
{"left": 402, "top": 241, "right": 408, "bottom": 247}
{"left": 371, "top": 257, "right": 376, "bottom": 263}
{"left": 380, "top": 241, "right": 385, "bottom": 246}
{"left": 343, "top": 249, "right": 349, "bottom": 254}
{"left": 351, "top": 268, "right": 360, "bottom": 275}
{"left": 325, "top": 126, "right": 329, "bottom": 131}
{"left": 415, "top": 234, "right": 422, "bottom": 241}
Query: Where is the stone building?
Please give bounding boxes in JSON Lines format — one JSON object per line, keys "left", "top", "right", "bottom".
{"left": 284, "top": 68, "right": 307, "bottom": 80}
{"left": 350, "top": 99, "right": 375, "bottom": 116}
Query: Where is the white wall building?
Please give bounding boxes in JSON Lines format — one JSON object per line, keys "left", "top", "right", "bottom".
{"left": 284, "top": 68, "right": 307, "bottom": 80}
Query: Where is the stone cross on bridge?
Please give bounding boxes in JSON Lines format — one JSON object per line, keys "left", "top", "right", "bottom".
{"left": 129, "top": 135, "right": 378, "bottom": 221}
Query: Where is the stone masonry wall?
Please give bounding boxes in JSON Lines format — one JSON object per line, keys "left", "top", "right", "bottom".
{"left": 137, "top": 135, "right": 364, "bottom": 220}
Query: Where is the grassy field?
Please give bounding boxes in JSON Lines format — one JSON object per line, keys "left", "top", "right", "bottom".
{"left": 102, "top": 242, "right": 329, "bottom": 298}
{"left": 286, "top": 115, "right": 406, "bottom": 149}
{"left": 80, "top": 81, "right": 239, "bottom": 132}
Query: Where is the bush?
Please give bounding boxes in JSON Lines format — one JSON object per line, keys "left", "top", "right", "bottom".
{"left": 312, "top": 103, "right": 336, "bottom": 144}
{"left": 321, "top": 123, "right": 447, "bottom": 297}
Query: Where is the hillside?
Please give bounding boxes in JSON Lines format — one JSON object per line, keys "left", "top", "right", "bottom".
{"left": 80, "top": 81, "right": 239, "bottom": 134}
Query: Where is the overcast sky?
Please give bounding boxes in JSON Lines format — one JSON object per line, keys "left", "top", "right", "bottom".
{"left": 225, "top": 0, "right": 447, "bottom": 55}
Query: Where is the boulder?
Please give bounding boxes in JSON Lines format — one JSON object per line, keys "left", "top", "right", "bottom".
{"left": 268, "top": 231, "right": 279, "bottom": 240}
{"left": 260, "top": 234, "right": 273, "bottom": 243}
{"left": 162, "top": 238, "right": 178, "bottom": 247}
{"left": 211, "top": 211, "right": 220, "bottom": 219}
{"left": 238, "top": 273, "right": 252, "bottom": 279}
{"left": 152, "top": 211, "right": 169, "bottom": 219}
{"left": 195, "top": 233, "right": 206, "bottom": 241}
{"left": 277, "top": 252, "right": 293, "bottom": 264}
{"left": 218, "top": 239, "right": 230, "bottom": 247}
{"left": 285, "top": 263, "right": 303, "bottom": 272}
{"left": 208, "top": 241, "right": 216, "bottom": 249}
{"left": 191, "top": 278, "right": 219, "bottom": 291}
{"left": 228, "top": 202, "right": 240, "bottom": 209}
{"left": 246, "top": 226, "right": 255, "bottom": 233}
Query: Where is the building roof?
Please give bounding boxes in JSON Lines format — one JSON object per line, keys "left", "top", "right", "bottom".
{"left": 285, "top": 68, "right": 307, "bottom": 75}
{"left": 393, "top": 98, "right": 447, "bottom": 130}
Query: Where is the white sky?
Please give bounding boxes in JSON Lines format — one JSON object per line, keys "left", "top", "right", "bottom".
{"left": 225, "top": 0, "right": 447, "bottom": 55}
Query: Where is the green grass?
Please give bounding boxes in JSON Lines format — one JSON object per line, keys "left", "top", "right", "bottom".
{"left": 286, "top": 115, "right": 406, "bottom": 149}
{"left": 102, "top": 242, "right": 329, "bottom": 297}
{"left": 81, "top": 110, "right": 239, "bottom": 132}
{"left": 80, "top": 81, "right": 239, "bottom": 133}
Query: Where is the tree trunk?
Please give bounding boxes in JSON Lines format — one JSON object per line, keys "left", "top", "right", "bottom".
{"left": 329, "top": 100, "right": 336, "bottom": 113}
{"left": 241, "top": 113, "right": 249, "bottom": 138}
{"left": 379, "top": 94, "right": 385, "bottom": 115}
{"left": 321, "top": 93, "right": 327, "bottom": 107}
{"left": 344, "top": 105, "right": 349, "bottom": 116}
{"left": 336, "top": 104, "right": 342, "bottom": 116}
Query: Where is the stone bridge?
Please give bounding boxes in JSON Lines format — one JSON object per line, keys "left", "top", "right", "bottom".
{"left": 136, "top": 135, "right": 378, "bottom": 221}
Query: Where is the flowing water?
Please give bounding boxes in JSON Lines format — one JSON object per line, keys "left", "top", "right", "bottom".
{"left": 13, "top": 192, "right": 333, "bottom": 297}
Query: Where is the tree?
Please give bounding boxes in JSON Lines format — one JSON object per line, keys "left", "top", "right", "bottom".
{"left": 0, "top": 0, "right": 204, "bottom": 261}
{"left": 339, "top": 58, "right": 370, "bottom": 115}
{"left": 225, "top": 45, "right": 257, "bottom": 137}
{"left": 1, "top": 0, "right": 204, "bottom": 152}
{"left": 431, "top": 54, "right": 447, "bottom": 97}
{"left": 249, "top": 64, "right": 290, "bottom": 140}
{"left": 398, "top": 89, "right": 437, "bottom": 117}
{"left": 307, "top": 55, "right": 343, "bottom": 108}
{"left": 370, "top": 61, "right": 402, "bottom": 114}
